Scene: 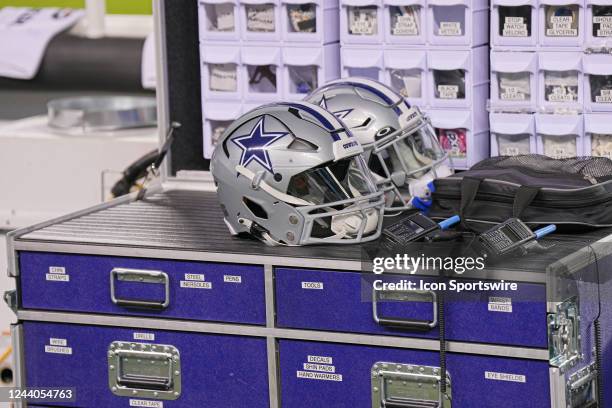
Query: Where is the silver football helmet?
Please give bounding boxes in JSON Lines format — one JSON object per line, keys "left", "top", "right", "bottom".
{"left": 305, "top": 78, "right": 453, "bottom": 212}
{"left": 210, "top": 101, "right": 385, "bottom": 246}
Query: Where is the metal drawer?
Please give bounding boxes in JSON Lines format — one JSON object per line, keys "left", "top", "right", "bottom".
{"left": 279, "top": 339, "right": 551, "bottom": 408}
{"left": 21, "top": 321, "right": 270, "bottom": 407}
{"left": 275, "top": 268, "right": 547, "bottom": 348}
{"left": 19, "top": 251, "right": 266, "bottom": 325}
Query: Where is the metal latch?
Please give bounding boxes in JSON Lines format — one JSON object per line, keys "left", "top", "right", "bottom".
{"left": 108, "top": 341, "right": 181, "bottom": 400}
{"left": 567, "top": 363, "right": 598, "bottom": 408}
{"left": 371, "top": 362, "right": 451, "bottom": 408}
{"left": 548, "top": 297, "right": 581, "bottom": 371}
{"left": 3, "top": 290, "right": 17, "bottom": 313}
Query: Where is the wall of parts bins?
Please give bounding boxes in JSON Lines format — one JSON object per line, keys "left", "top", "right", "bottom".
{"left": 197, "top": 0, "right": 490, "bottom": 169}
{"left": 490, "top": 0, "right": 612, "bottom": 159}
{"left": 198, "top": 1, "right": 612, "bottom": 167}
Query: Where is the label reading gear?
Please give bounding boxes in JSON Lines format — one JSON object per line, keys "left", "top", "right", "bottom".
{"left": 485, "top": 371, "right": 526, "bottom": 383}
{"left": 488, "top": 297, "right": 513, "bottom": 313}
{"left": 129, "top": 400, "right": 164, "bottom": 408}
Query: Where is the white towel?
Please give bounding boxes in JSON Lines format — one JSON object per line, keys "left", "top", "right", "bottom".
{"left": 0, "top": 7, "right": 84, "bottom": 80}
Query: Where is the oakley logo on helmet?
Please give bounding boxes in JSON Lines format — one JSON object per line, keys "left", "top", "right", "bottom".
{"left": 231, "top": 116, "right": 289, "bottom": 173}
{"left": 375, "top": 126, "right": 396, "bottom": 139}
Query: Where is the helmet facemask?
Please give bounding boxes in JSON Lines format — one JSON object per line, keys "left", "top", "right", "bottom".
{"left": 286, "top": 155, "right": 384, "bottom": 244}
{"left": 368, "top": 109, "right": 451, "bottom": 211}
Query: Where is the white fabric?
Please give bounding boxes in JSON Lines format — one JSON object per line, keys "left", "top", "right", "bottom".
{"left": 0, "top": 7, "right": 84, "bottom": 79}
{"left": 141, "top": 32, "right": 156, "bottom": 90}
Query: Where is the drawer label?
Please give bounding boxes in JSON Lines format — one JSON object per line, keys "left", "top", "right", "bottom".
{"left": 488, "top": 297, "right": 513, "bottom": 313}
{"left": 485, "top": 371, "right": 526, "bottom": 383}
{"left": 184, "top": 273, "right": 205, "bottom": 281}
{"left": 129, "top": 400, "right": 163, "bottom": 408}
{"left": 46, "top": 273, "right": 70, "bottom": 282}
{"left": 180, "top": 281, "right": 212, "bottom": 289}
{"left": 297, "top": 371, "right": 343, "bottom": 382}
{"left": 44, "top": 345, "right": 72, "bottom": 355}
{"left": 49, "top": 266, "right": 66, "bottom": 274}
{"left": 308, "top": 355, "right": 332, "bottom": 364}
{"left": 301, "top": 282, "right": 324, "bottom": 290}
{"left": 224, "top": 275, "right": 242, "bottom": 283}
{"left": 303, "top": 363, "right": 336, "bottom": 373}
{"left": 49, "top": 338, "right": 67, "bottom": 346}
{"left": 133, "top": 332, "right": 155, "bottom": 341}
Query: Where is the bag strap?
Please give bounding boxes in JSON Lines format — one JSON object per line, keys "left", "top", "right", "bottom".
{"left": 513, "top": 185, "right": 540, "bottom": 219}
{"left": 459, "top": 177, "right": 483, "bottom": 230}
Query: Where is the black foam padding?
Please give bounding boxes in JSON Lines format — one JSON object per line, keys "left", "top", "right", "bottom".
{"left": 0, "top": 32, "right": 148, "bottom": 92}
{"left": 164, "top": 1, "right": 208, "bottom": 174}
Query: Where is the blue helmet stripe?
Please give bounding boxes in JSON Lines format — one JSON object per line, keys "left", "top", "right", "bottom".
{"left": 279, "top": 102, "right": 342, "bottom": 141}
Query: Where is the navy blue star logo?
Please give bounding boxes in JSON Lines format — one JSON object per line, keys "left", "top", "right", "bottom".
{"left": 232, "top": 116, "right": 289, "bottom": 173}
{"left": 319, "top": 95, "right": 353, "bottom": 119}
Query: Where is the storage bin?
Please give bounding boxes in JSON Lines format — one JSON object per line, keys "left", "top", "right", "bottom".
{"left": 240, "top": 0, "right": 282, "bottom": 42}
{"left": 202, "top": 101, "right": 242, "bottom": 158}
{"left": 537, "top": 51, "right": 583, "bottom": 110}
{"left": 426, "top": 107, "right": 490, "bottom": 169}
{"left": 490, "top": 51, "right": 538, "bottom": 111}
{"left": 242, "top": 45, "right": 283, "bottom": 101}
{"left": 383, "top": 0, "right": 427, "bottom": 45}
{"left": 583, "top": 53, "right": 612, "bottom": 112}
{"left": 491, "top": 0, "right": 538, "bottom": 49}
{"left": 198, "top": 0, "right": 240, "bottom": 42}
{"left": 282, "top": 43, "right": 341, "bottom": 100}
{"left": 426, "top": 0, "right": 489, "bottom": 47}
{"left": 200, "top": 44, "right": 242, "bottom": 101}
{"left": 585, "top": 0, "right": 612, "bottom": 47}
{"left": 341, "top": 46, "right": 384, "bottom": 81}
{"left": 584, "top": 112, "right": 612, "bottom": 158}
{"left": 280, "top": 0, "right": 340, "bottom": 44}
{"left": 535, "top": 113, "right": 583, "bottom": 158}
{"left": 383, "top": 48, "right": 427, "bottom": 106}
{"left": 538, "top": 0, "right": 584, "bottom": 48}
{"left": 340, "top": 0, "right": 384, "bottom": 44}
{"left": 427, "top": 46, "right": 489, "bottom": 109}
{"left": 490, "top": 112, "right": 537, "bottom": 156}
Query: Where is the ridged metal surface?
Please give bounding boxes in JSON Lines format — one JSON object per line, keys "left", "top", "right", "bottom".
{"left": 18, "top": 190, "right": 365, "bottom": 261}
{"left": 17, "top": 189, "right": 612, "bottom": 270}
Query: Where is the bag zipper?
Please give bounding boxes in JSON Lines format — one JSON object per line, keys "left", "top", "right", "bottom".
{"left": 433, "top": 190, "right": 612, "bottom": 209}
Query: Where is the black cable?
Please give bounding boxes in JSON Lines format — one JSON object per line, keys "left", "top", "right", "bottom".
{"left": 111, "top": 149, "right": 159, "bottom": 198}
{"left": 438, "top": 288, "right": 447, "bottom": 396}
{"left": 587, "top": 243, "right": 604, "bottom": 407}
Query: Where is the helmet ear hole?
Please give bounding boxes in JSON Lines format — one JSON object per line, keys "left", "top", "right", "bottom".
{"left": 243, "top": 197, "right": 269, "bottom": 220}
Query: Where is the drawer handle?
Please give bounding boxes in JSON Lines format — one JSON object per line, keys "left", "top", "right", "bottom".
{"left": 372, "top": 289, "right": 438, "bottom": 331}
{"left": 110, "top": 268, "right": 170, "bottom": 310}
{"left": 108, "top": 341, "right": 181, "bottom": 400}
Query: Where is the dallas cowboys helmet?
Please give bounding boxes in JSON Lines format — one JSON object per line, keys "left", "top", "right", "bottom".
{"left": 304, "top": 78, "right": 452, "bottom": 211}
{"left": 210, "top": 101, "right": 385, "bottom": 246}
